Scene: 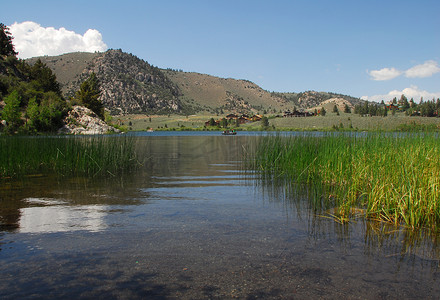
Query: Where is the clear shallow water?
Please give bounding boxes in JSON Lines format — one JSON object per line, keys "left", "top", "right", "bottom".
{"left": 0, "top": 135, "right": 439, "bottom": 299}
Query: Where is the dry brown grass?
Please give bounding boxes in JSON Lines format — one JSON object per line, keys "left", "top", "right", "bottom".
{"left": 27, "top": 52, "right": 101, "bottom": 91}
{"left": 164, "top": 70, "right": 289, "bottom": 112}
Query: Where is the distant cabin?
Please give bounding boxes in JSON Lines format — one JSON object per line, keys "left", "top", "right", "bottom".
{"left": 226, "top": 114, "right": 239, "bottom": 119}
{"left": 385, "top": 103, "right": 399, "bottom": 110}
{"left": 250, "top": 115, "right": 262, "bottom": 122}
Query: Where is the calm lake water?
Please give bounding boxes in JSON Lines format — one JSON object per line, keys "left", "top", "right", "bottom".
{"left": 1, "top": 133, "right": 439, "bottom": 299}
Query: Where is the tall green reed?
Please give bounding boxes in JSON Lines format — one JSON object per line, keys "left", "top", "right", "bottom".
{"left": 248, "top": 132, "right": 440, "bottom": 230}
{"left": 0, "top": 135, "right": 139, "bottom": 178}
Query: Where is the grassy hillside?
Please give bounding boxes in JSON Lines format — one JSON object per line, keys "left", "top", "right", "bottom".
{"left": 116, "top": 111, "right": 440, "bottom": 132}
{"left": 268, "top": 112, "right": 440, "bottom": 131}
{"left": 163, "top": 70, "right": 290, "bottom": 114}
{"left": 273, "top": 90, "right": 362, "bottom": 110}
{"left": 26, "top": 52, "right": 101, "bottom": 92}
{"left": 26, "top": 51, "right": 363, "bottom": 116}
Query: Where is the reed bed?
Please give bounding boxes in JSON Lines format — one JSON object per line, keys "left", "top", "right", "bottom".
{"left": 0, "top": 135, "right": 139, "bottom": 178}
{"left": 248, "top": 132, "right": 440, "bottom": 230}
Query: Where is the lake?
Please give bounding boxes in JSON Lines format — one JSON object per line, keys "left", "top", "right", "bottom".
{"left": 0, "top": 133, "right": 439, "bottom": 299}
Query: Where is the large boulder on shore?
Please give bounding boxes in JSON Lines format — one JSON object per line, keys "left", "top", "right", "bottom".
{"left": 58, "top": 106, "right": 120, "bottom": 135}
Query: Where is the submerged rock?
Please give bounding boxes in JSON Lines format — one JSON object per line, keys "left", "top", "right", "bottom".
{"left": 58, "top": 105, "right": 120, "bottom": 135}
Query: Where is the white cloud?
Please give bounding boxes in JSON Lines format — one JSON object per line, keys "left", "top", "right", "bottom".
{"left": 362, "top": 85, "right": 440, "bottom": 102}
{"left": 368, "top": 67, "right": 402, "bottom": 81}
{"left": 368, "top": 60, "right": 440, "bottom": 81}
{"left": 9, "top": 21, "right": 107, "bottom": 59}
{"left": 405, "top": 60, "right": 440, "bottom": 78}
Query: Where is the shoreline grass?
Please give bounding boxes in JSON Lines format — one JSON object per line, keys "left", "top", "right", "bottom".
{"left": 115, "top": 112, "right": 440, "bottom": 132}
{"left": 0, "top": 135, "right": 139, "bottom": 178}
{"left": 247, "top": 132, "right": 440, "bottom": 231}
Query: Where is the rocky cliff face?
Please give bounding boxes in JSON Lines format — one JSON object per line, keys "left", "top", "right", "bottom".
{"left": 65, "top": 50, "right": 182, "bottom": 114}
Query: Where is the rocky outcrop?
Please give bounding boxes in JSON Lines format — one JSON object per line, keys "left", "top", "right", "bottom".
{"left": 318, "top": 98, "right": 354, "bottom": 110}
{"left": 65, "top": 49, "right": 182, "bottom": 114}
{"left": 58, "top": 106, "right": 120, "bottom": 135}
{"left": 296, "top": 91, "right": 362, "bottom": 109}
{"left": 223, "top": 91, "right": 254, "bottom": 114}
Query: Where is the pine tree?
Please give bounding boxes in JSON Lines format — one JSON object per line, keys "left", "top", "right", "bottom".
{"left": 261, "top": 116, "right": 269, "bottom": 128}
{"left": 30, "top": 59, "right": 62, "bottom": 96}
{"left": 220, "top": 118, "right": 228, "bottom": 128}
{"left": 208, "top": 118, "right": 216, "bottom": 126}
{"left": 76, "top": 72, "right": 104, "bottom": 119}
{"left": 0, "top": 23, "right": 17, "bottom": 57}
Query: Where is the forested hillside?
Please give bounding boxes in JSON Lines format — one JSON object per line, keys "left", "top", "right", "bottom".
{"left": 0, "top": 23, "right": 69, "bottom": 134}
{"left": 0, "top": 24, "right": 115, "bottom": 135}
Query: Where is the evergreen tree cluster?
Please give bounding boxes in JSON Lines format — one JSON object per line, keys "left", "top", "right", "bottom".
{"left": 0, "top": 24, "right": 104, "bottom": 134}
{"left": 75, "top": 72, "right": 104, "bottom": 119}
{"left": 354, "top": 95, "right": 440, "bottom": 118}
{"left": 354, "top": 101, "right": 389, "bottom": 117}
{"left": 0, "top": 24, "right": 68, "bottom": 134}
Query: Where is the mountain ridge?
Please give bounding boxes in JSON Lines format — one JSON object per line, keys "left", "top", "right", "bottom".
{"left": 27, "top": 50, "right": 363, "bottom": 115}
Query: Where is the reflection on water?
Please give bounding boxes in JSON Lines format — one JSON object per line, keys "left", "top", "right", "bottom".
{"left": 0, "top": 134, "right": 439, "bottom": 299}
{"left": 19, "top": 204, "right": 108, "bottom": 233}
{"left": 259, "top": 174, "right": 440, "bottom": 266}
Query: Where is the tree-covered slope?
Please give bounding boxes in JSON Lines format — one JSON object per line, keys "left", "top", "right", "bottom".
{"left": 1, "top": 23, "right": 69, "bottom": 134}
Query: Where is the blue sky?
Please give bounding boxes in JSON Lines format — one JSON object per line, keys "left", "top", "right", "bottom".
{"left": 2, "top": 0, "right": 440, "bottom": 102}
